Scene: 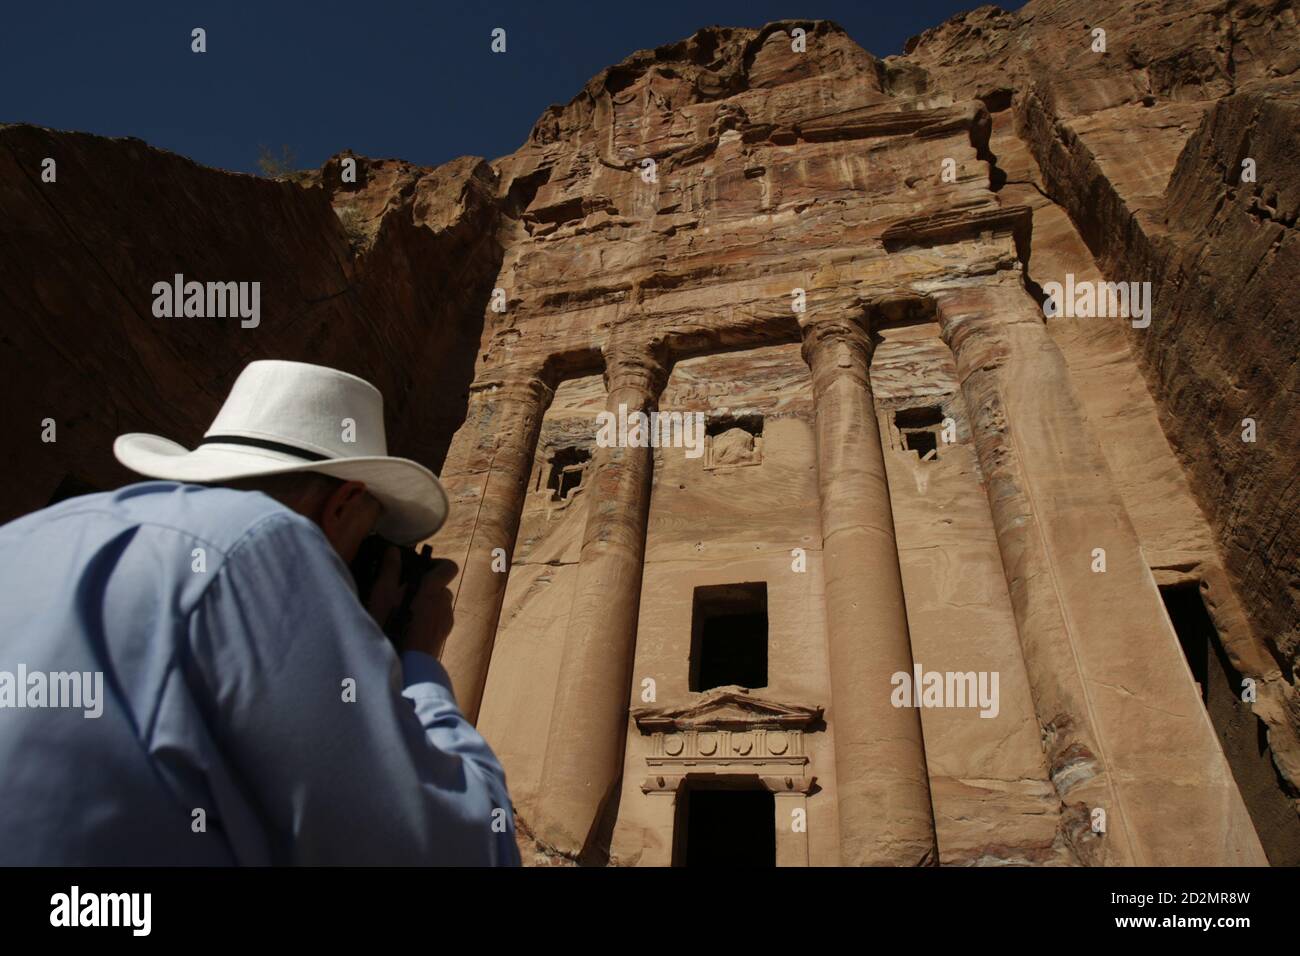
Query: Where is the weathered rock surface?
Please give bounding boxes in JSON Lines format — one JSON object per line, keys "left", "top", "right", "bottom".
{"left": 2, "top": 0, "right": 1297, "bottom": 866}
{"left": 898, "top": 0, "right": 1300, "bottom": 862}
{"left": 1, "top": 127, "right": 501, "bottom": 515}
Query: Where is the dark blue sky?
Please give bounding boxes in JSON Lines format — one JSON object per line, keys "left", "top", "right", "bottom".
{"left": 1, "top": 1, "right": 1004, "bottom": 174}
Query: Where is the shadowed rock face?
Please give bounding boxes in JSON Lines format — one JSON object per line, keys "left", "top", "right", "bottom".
{"left": 1, "top": 129, "right": 501, "bottom": 512}
{"left": 2, "top": 0, "right": 1297, "bottom": 865}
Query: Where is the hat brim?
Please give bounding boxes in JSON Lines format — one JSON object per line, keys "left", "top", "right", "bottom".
{"left": 114, "top": 433, "right": 449, "bottom": 546}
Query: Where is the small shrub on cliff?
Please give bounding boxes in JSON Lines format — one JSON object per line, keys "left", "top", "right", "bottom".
{"left": 335, "top": 205, "right": 367, "bottom": 251}
{"left": 256, "top": 143, "right": 298, "bottom": 179}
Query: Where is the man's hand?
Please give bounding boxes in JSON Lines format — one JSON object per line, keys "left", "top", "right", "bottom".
{"left": 402, "top": 559, "right": 458, "bottom": 659}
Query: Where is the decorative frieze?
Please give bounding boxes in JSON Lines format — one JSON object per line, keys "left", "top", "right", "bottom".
{"left": 633, "top": 688, "right": 821, "bottom": 794}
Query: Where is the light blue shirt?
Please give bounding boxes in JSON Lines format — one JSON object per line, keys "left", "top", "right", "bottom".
{"left": 0, "top": 481, "right": 520, "bottom": 866}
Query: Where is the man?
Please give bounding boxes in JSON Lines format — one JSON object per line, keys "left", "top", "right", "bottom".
{"left": 0, "top": 360, "right": 520, "bottom": 865}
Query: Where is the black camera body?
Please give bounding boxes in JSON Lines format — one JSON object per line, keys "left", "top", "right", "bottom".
{"left": 350, "top": 536, "right": 441, "bottom": 641}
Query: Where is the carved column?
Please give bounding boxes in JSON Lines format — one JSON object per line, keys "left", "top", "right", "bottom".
{"left": 532, "top": 339, "right": 669, "bottom": 858}
{"left": 936, "top": 278, "right": 1266, "bottom": 865}
{"left": 439, "top": 369, "right": 554, "bottom": 723}
{"left": 800, "top": 308, "right": 937, "bottom": 866}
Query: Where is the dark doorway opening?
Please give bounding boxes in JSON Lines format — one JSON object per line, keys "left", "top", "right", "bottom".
{"left": 674, "top": 785, "right": 775, "bottom": 867}
{"left": 690, "top": 582, "right": 768, "bottom": 691}
{"left": 1159, "top": 581, "right": 1300, "bottom": 865}
{"left": 1161, "top": 583, "right": 1213, "bottom": 704}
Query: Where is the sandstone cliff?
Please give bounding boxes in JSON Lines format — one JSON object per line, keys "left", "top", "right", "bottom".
{"left": 1, "top": 127, "right": 501, "bottom": 510}
{"left": 901, "top": 0, "right": 1299, "bottom": 718}
{"left": 2, "top": 0, "right": 1296, "bottom": 865}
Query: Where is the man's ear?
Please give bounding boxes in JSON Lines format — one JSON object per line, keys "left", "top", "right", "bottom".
{"left": 318, "top": 479, "right": 381, "bottom": 561}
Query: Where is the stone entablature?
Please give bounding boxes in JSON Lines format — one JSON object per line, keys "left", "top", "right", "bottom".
{"left": 632, "top": 688, "right": 821, "bottom": 794}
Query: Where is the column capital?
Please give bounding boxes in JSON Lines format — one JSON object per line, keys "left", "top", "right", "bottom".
{"left": 470, "top": 363, "right": 556, "bottom": 407}
{"left": 799, "top": 308, "right": 874, "bottom": 377}
{"left": 602, "top": 337, "right": 670, "bottom": 398}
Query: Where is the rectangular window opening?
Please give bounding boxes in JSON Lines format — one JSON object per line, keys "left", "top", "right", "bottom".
{"left": 690, "top": 582, "right": 768, "bottom": 691}
{"left": 894, "top": 405, "right": 944, "bottom": 429}
{"left": 545, "top": 447, "right": 591, "bottom": 501}
{"left": 895, "top": 405, "right": 944, "bottom": 461}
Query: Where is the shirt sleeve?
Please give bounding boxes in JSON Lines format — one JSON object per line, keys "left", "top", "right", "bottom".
{"left": 183, "top": 511, "right": 521, "bottom": 866}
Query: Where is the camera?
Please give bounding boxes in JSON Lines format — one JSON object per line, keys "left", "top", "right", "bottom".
{"left": 350, "top": 536, "right": 442, "bottom": 641}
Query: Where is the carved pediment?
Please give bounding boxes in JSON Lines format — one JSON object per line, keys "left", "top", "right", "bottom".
{"left": 632, "top": 686, "right": 823, "bottom": 733}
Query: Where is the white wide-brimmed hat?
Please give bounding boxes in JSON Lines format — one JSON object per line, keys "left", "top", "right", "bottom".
{"left": 114, "top": 360, "right": 449, "bottom": 544}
